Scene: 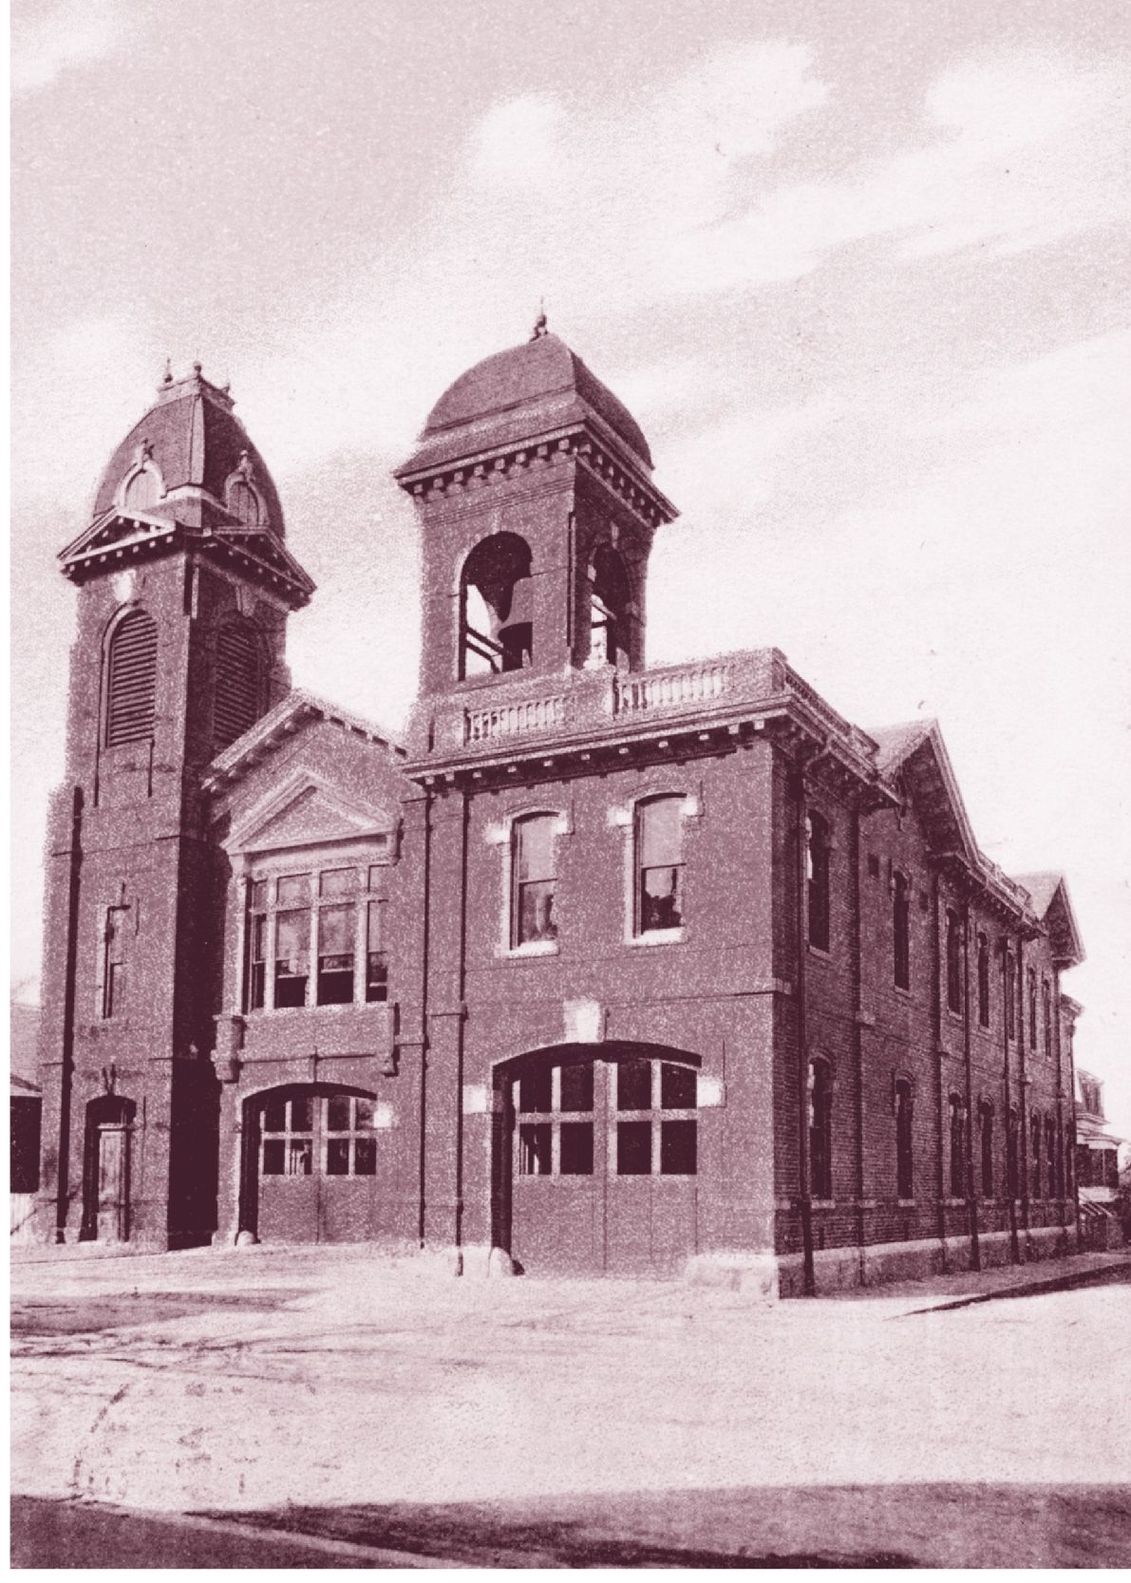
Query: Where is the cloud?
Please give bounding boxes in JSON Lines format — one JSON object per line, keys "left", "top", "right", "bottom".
{"left": 12, "top": 0, "right": 127, "bottom": 93}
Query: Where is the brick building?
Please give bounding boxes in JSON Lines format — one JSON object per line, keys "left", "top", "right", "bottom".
{"left": 34, "top": 329, "right": 1086, "bottom": 1293}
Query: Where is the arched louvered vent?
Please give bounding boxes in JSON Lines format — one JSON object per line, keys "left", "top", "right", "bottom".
{"left": 213, "top": 619, "right": 264, "bottom": 752}
{"left": 105, "top": 610, "right": 158, "bottom": 747}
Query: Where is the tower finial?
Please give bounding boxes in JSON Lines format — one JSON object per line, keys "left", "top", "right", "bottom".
{"left": 530, "top": 300, "right": 548, "bottom": 341}
{"left": 162, "top": 357, "right": 173, "bottom": 385}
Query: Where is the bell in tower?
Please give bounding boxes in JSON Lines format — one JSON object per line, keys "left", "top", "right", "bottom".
{"left": 395, "top": 321, "right": 677, "bottom": 711}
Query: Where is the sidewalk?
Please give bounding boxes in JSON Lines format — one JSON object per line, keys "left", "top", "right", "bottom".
{"left": 830, "top": 1246, "right": 1131, "bottom": 1312}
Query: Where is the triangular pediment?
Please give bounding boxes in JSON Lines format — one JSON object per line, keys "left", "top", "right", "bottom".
{"left": 59, "top": 510, "right": 176, "bottom": 571}
{"left": 225, "top": 770, "right": 396, "bottom": 857}
{"left": 871, "top": 720, "right": 978, "bottom": 865}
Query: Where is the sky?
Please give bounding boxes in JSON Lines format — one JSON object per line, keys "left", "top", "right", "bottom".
{"left": 10, "top": 0, "right": 1131, "bottom": 1134}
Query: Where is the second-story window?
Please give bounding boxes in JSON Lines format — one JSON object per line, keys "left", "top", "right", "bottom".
{"left": 636, "top": 796, "right": 685, "bottom": 934}
{"left": 1027, "top": 968, "right": 1038, "bottom": 1050}
{"left": 977, "top": 934, "right": 990, "bottom": 1027}
{"left": 1004, "top": 949, "right": 1016, "bottom": 1041}
{"left": 945, "top": 909, "right": 962, "bottom": 1014}
{"left": 246, "top": 863, "right": 388, "bottom": 1012}
{"left": 806, "top": 812, "right": 831, "bottom": 952}
{"left": 1042, "top": 980, "right": 1052, "bottom": 1058}
{"left": 893, "top": 872, "right": 911, "bottom": 990}
{"left": 512, "top": 814, "right": 558, "bottom": 947}
{"left": 101, "top": 905, "right": 128, "bottom": 1019}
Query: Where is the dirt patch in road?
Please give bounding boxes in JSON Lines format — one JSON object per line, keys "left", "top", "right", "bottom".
{"left": 11, "top": 1289, "right": 306, "bottom": 1338}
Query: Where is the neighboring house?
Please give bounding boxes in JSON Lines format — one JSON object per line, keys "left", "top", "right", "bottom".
{"left": 11, "top": 1002, "right": 42, "bottom": 1243}
{"left": 32, "top": 329, "right": 1086, "bottom": 1294}
{"left": 1075, "top": 1067, "right": 1125, "bottom": 1247}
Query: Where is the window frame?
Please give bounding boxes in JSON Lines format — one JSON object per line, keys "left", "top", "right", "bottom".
{"left": 892, "top": 871, "right": 911, "bottom": 991}
{"left": 806, "top": 810, "right": 832, "bottom": 955}
{"left": 894, "top": 1076, "right": 914, "bottom": 1201}
{"left": 242, "top": 857, "right": 390, "bottom": 1013}
{"left": 978, "top": 1100, "right": 995, "bottom": 1199}
{"left": 945, "top": 908, "right": 963, "bottom": 1015}
{"left": 808, "top": 1057, "right": 834, "bottom": 1201}
{"left": 509, "top": 811, "right": 561, "bottom": 953}
{"left": 976, "top": 933, "right": 991, "bottom": 1028}
{"left": 632, "top": 794, "right": 690, "bottom": 943}
{"left": 948, "top": 1093, "right": 967, "bottom": 1199}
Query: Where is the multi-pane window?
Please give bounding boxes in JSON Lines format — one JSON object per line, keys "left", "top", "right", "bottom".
{"left": 635, "top": 797, "right": 685, "bottom": 934}
{"left": 976, "top": 934, "right": 991, "bottom": 1028}
{"left": 895, "top": 1078, "right": 914, "bottom": 1200}
{"left": 808, "top": 1058, "right": 833, "bottom": 1200}
{"left": 101, "top": 905, "right": 128, "bottom": 1019}
{"left": 1027, "top": 968, "right": 1038, "bottom": 1050}
{"left": 261, "top": 1092, "right": 314, "bottom": 1175}
{"left": 245, "top": 861, "right": 389, "bottom": 1012}
{"left": 948, "top": 1094, "right": 967, "bottom": 1198}
{"left": 105, "top": 608, "right": 157, "bottom": 747}
{"left": 513, "top": 1057, "right": 697, "bottom": 1178}
{"left": 616, "top": 1058, "right": 698, "bottom": 1176}
{"left": 979, "top": 1102, "right": 995, "bottom": 1198}
{"left": 1004, "top": 950, "right": 1016, "bottom": 1041}
{"left": 945, "top": 909, "right": 962, "bottom": 1014}
{"left": 893, "top": 872, "right": 911, "bottom": 990}
{"left": 806, "top": 812, "right": 831, "bottom": 952}
{"left": 512, "top": 814, "right": 558, "bottom": 947}
{"left": 260, "top": 1090, "right": 377, "bottom": 1177}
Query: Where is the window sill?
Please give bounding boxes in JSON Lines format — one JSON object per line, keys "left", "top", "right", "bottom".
{"left": 502, "top": 939, "right": 559, "bottom": 960}
{"left": 896, "top": 1199, "right": 916, "bottom": 1208}
{"left": 943, "top": 1197, "right": 967, "bottom": 1208}
{"left": 810, "top": 1199, "right": 837, "bottom": 1210}
{"left": 244, "top": 1002, "right": 389, "bottom": 1018}
{"left": 627, "top": 927, "right": 686, "bottom": 948}
{"left": 807, "top": 944, "right": 833, "bottom": 962}
{"left": 892, "top": 984, "right": 913, "bottom": 1000}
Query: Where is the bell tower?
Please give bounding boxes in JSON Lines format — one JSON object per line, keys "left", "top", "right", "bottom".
{"left": 395, "top": 323, "right": 676, "bottom": 709}
{"left": 36, "top": 363, "right": 314, "bottom": 1249}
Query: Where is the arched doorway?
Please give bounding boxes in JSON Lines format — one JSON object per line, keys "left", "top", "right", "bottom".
{"left": 240, "top": 1083, "right": 381, "bottom": 1244}
{"left": 492, "top": 1043, "right": 701, "bottom": 1276}
{"left": 81, "top": 1095, "right": 136, "bottom": 1242}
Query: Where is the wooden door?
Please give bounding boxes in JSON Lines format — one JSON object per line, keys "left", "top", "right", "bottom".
{"left": 95, "top": 1124, "right": 129, "bottom": 1242}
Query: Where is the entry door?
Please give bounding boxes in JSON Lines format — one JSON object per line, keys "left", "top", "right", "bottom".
{"left": 507, "top": 1054, "right": 699, "bottom": 1277}
{"left": 96, "top": 1124, "right": 129, "bottom": 1242}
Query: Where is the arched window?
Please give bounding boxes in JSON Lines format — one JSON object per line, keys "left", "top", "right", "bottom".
{"left": 808, "top": 1058, "right": 833, "bottom": 1200}
{"left": 105, "top": 608, "right": 158, "bottom": 746}
{"left": 227, "top": 478, "right": 262, "bottom": 527}
{"left": 979, "top": 1101, "right": 995, "bottom": 1198}
{"left": 122, "top": 467, "right": 158, "bottom": 511}
{"left": 948, "top": 1093, "right": 967, "bottom": 1198}
{"left": 635, "top": 796, "right": 685, "bottom": 934}
{"left": 213, "top": 617, "right": 264, "bottom": 752}
{"left": 976, "top": 934, "right": 990, "bottom": 1027}
{"left": 588, "top": 545, "right": 630, "bottom": 667}
{"left": 892, "top": 872, "right": 911, "bottom": 990}
{"left": 460, "top": 533, "right": 533, "bottom": 677}
{"left": 894, "top": 1077, "right": 914, "bottom": 1200}
{"left": 512, "top": 813, "right": 559, "bottom": 947}
{"left": 1030, "top": 1111, "right": 1043, "bottom": 1198}
{"left": 945, "top": 909, "right": 962, "bottom": 1014}
{"left": 806, "top": 812, "right": 831, "bottom": 953}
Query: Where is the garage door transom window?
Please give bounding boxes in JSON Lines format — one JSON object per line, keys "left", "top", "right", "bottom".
{"left": 517, "top": 1061, "right": 595, "bottom": 1176}
{"left": 260, "top": 1091, "right": 378, "bottom": 1177}
{"left": 616, "top": 1058, "right": 697, "bottom": 1176}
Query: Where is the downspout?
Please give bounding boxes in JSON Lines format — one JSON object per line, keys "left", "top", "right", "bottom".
{"left": 417, "top": 786, "right": 434, "bottom": 1248}
{"left": 930, "top": 870, "right": 946, "bottom": 1256}
{"left": 1002, "top": 940, "right": 1020, "bottom": 1265}
{"left": 1017, "top": 935, "right": 1031, "bottom": 1244}
{"left": 453, "top": 787, "right": 470, "bottom": 1271}
{"left": 961, "top": 899, "right": 980, "bottom": 1270}
{"left": 793, "top": 765, "right": 815, "bottom": 1297}
{"left": 851, "top": 805, "right": 866, "bottom": 1285}
{"left": 55, "top": 785, "right": 84, "bottom": 1243}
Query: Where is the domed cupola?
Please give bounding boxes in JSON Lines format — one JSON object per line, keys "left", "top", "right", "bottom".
{"left": 59, "top": 362, "right": 313, "bottom": 609}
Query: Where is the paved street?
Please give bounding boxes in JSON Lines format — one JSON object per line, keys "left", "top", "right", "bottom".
{"left": 11, "top": 1246, "right": 1131, "bottom": 1567}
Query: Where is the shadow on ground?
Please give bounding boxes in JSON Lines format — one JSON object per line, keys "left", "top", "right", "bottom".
{"left": 195, "top": 1482, "right": 1131, "bottom": 1568}
{"left": 11, "top": 1288, "right": 308, "bottom": 1338}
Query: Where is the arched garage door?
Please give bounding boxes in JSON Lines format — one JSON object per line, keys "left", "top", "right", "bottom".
{"left": 242, "top": 1084, "right": 380, "bottom": 1244}
{"left": 494, "top": 1044, "right": 700, "bottom": 1277}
